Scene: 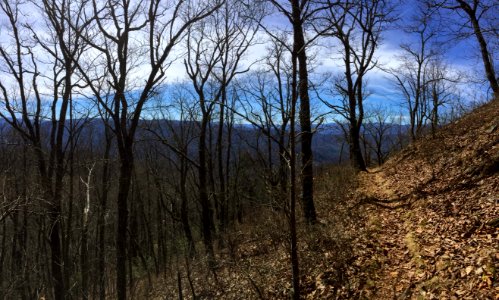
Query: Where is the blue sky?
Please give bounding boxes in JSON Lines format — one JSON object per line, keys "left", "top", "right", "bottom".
{"left": 238, "top": 0, "right": 496, "bottom": 111}
{"left": 0, "top": 0, "right": 496, "bottom": 123}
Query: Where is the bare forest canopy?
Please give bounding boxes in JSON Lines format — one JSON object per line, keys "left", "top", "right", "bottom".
{"left": 0, "top": 0, "right": 497, "bottom": 299}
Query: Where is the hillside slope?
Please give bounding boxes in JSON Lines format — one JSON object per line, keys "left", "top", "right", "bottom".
{"left": 140, "top": 101, "right": 497, "bottom": 299}
{"left": 355, "top": 99, "right": 499, "bottom": 299}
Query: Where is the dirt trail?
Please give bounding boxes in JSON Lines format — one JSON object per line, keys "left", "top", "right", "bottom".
{"left": 357, "top": 170, "right": 424, "bottom": 299}
{"left": 354, "top": 100, "right": 499, "bottom": 299}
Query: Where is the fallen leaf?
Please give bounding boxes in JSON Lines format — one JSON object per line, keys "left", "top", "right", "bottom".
{"left": 465, "top": 266, "right": 473, "bottom": 275}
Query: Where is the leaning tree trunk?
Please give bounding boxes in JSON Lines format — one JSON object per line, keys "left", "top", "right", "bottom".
{"left": 466, "top": 6, "right": 499, "bottom": 99}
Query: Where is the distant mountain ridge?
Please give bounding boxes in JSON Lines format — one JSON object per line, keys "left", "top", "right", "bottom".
{"left": 0, "top": 118, "right": 411, "bottom": 164}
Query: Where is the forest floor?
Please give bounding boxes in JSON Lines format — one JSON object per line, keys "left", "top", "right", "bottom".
{"left": 142, "top": 100, "right": 498, "bottom": 299}
{"left": 353, "top": 99, "right": 499, "bottom": 299}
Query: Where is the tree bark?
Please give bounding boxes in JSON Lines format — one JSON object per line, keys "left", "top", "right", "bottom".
{"left": 116, "top": 146, "right": 133, "bottom": 300}
{"left": 290, "top": 27, "right": 300, "bottom": 300}
{"left": 457, "top": 0, "right": 499, "bottom": 99}
{"left": 180, "top": 156, "right": 195, "bottom": 257}
{"left": 291, "top": 0, "right": 317, "bottom": 224}
{"left": 349, "top": 122, "right": 367, "bottom": 171}
{"left": 97, "top": 126, "right": 112, "bottom": 300}
{"left": 199, "top": 117, "right": 215, "bottom": 259}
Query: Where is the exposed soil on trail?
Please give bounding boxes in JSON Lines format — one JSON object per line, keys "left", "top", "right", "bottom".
{"left": 354, "top": 99, "right": 499, "bottom": 299}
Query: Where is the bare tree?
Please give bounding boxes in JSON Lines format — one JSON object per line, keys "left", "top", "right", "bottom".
{"left": 72, "top": 1, "right": 222, "bottom": 298}
{"left": 385, "top": 6, "right": 440, "bottom": 141}
{"left": 268, "top": 0, "right": 322, "bottom": 226}
{"left": 96, "top": 110, "right": 114, "bottom": 300}
{"left": 236, "top": 37, "right": 293, "bottom": 211}
{"left": 429, "top": 0, "right": 498, "bottom": 99}
{"left": 266, "top": 40, "right": 294, "bottom": 209}
{"left": 385, "top": 5, "right": 460, "bottom": 140}
{"left": 235, "top": 29, "right": 301, "bottom": 297}
{"left": 426, "top": 60, "right": 460, "bottom": 134}
{"left": 363, "top": 107, "right": 394, "bottom": 165}
{"left": 145, "top": 87, "right": 199, "bottom": 257}
{"left": 182, "top": 0, "right": 261, "bottom": 259}
{"left": 0, "top": 0, "right": 88, "bottom": 298}
{"left": 80, "top": 163, "right": 95, "bottom": 300}
{"left": 320, "top": 0, "right": 394, "bottom": 171}
{"left": 211, "top": 0, "right": 262, "bottom": 231}
{"left": 183, "top": 20, "right": 222, "bottom": 260}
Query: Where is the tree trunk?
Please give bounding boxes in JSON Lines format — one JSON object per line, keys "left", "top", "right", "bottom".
{"left": 48, "top": 202, "right": 64, "bottom": 300}
{"left": 464, "top": 4, "right": 499, "bottom": 99}
{"left": 349, "top": 120, "right": 367, "bottom": 171}
{"left": 99, "top": 129, "right": 112, "bottom": 300}
{"left": 431, "top": 85, "right": 439, "bottom": 135}
{"left": 291, "top": 0, "right": 317, "bottom": 224}
{"left": 217, "top": 91, "right": 227, "bottom": 230}
{"left": 224, "top": 103, "right": 234, "bottom": 225}
{"left": 290, "top": 30, "right": 300, "bottom": 300}
{"left": 37, "top": 146, "right": 65, "bottom": 300}
{"left": 116, "top": 150, "right": 133, "bottom": 300}
{"left": 199, "top": 117, "right": 214, "bottom": 259}
{"left": 180, "top": 157, "right": 195, "bottom": 257}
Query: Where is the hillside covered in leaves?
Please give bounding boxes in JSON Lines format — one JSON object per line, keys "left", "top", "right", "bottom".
{"left": 141, "top": 99, "right": 499, "bottom": 299}
{"left": 354, "top": 98, "right": 499, "bottom": 298}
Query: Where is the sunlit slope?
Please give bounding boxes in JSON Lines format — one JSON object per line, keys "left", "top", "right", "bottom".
{"left": 356, "top": 99, "right": 498, "bottom": 299}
